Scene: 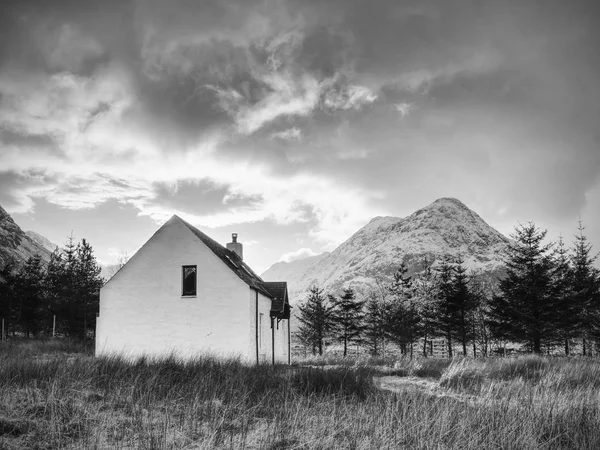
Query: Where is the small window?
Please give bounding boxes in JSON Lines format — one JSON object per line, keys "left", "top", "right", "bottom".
{"left": 182, "top": 265, "right": 197, "bottom": 296}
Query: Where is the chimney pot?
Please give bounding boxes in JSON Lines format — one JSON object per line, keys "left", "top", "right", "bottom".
{"left": 226, "top": 233, "right": 243, "bottom": 260}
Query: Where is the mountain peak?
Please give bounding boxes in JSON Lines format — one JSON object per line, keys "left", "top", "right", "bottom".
{"left": 409, "top": 198, "right": 474, "bottom": 224}
{"left": 262, "top": 197, "right": 509, "bottom": 302}
{"left": 403, "top": 197, "right": 506, "bottom": 250}
{"left": 430, "top": 197, "right": 468, "bottom": 208}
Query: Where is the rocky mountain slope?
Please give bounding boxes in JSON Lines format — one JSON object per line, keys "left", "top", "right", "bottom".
{"left": 0, "top": 205, "right": 53, "bottom": 268}
{"left": 260, "top": 252, "right": 330, "bottom": 285}
{"left": 25, "top": 230, "right": 58, "bottom": 253}
{"left": 262, "top": 198, "right": 510, "bottom": 303}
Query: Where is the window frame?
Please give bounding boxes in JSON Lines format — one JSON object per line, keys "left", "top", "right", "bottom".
{"left": 182, "top": 265, "right": 197, "bottom": 297}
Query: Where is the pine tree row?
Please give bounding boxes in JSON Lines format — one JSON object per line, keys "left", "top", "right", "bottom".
{"left": 296, "top": 221, "right": 600, "bottom": 357}
{"left": 0, "top": 237, "right": 103, "bottom": 339}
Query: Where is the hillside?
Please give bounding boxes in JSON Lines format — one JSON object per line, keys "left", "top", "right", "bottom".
{"left": 25, "top": 230, "right": 58, "bottom": 253}
{"left": 261, "top": 252, "right": 330, "bottom": 284}
{"left": 0, "top": 205, "right": 53, "bottom": 267}
{"left": 262, "top": 198, "right": 509, "bottom": 302}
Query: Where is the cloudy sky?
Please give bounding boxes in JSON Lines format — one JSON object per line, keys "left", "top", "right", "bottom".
{"left": 1, "top": 0, "right": 599, "bottom": 273}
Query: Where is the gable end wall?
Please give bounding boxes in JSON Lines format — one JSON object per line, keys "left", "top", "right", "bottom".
{"left": 96, "top": 217, "right": 253, "bottom": 360}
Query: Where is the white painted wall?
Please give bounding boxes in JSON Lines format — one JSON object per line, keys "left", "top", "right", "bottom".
{"left": 247, "top": 289, "right": 289, "bottom": 364}
{"left": 273, "top": 316, "right": 289, "bottom": 363}
{"left": 96, "top": 216, "right": 255, "bottom": 361}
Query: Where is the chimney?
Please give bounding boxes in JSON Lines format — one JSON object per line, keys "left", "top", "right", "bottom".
{"left": 226, "top": 233, "right": 243, "bottom": 260}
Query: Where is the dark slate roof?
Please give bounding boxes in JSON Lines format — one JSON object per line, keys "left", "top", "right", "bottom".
{"left": 264, "top": 282, "right": 288, "bottom": 313}
{"left": 178, "top": 216, "right": 273, "bottom": 299}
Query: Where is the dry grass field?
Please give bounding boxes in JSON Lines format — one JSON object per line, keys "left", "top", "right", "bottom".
{"left": 1, "top": 340, "right": 599, "bottom": 449}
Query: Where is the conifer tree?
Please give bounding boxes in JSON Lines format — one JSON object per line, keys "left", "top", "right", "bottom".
{"left": 45, "top": 248, "right": 65, "bottom": 334}
{"left": 552, "top": 236, "right": 578, "bottom": 355}
{"left": 294, "top": 325, "right": 314, "bottom": 359}
{"left": 434, "top": 255, "right": 456, "bottom": 357}
{"left": 75, "top": 239, "right": 103, "bottom": 339}
{"left": 13, "top": 255, "right": 46, "bottom": 337}
{"left": 45, "top": 236, "right": 103, "bottom": 338}
{"left": 296, "top": 286, "right": 333, "bottom": 356}
{"left": 450, "top": 255, "right": 478, "bottom": 356}
{"left": 412, "top": 259, "right": 439, "bottom": 357}
{"left": 488, "top": 222, "right": 557, "bottom": 353}
{"left": 468, "top": 271, "right": 494, "bottom": 357}
{"left": 363, "top": 290, "right": 387, "bottom": 356}
{"left": 570, "top": 220, "right": 600, "bottom": 355}
{"left": 56, "top": 235, "right": 80, "bottom": 337}
{"left": 330, "top": 288, "right": 365, "bottom": 357}
{"left": 0, "top": 263, "right": 17, "bottom": 338}
{"left": 385, "top": 262, "right": 420, "bottom": 357}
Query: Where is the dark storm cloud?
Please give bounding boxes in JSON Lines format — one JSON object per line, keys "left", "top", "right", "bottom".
{"left": 150, "top": 180, "right": 263, "bottom": 217}
{"left": 0, "top": 128, "right": 60, "bottom": 151}
{"left": 0, "top": 0, "right": 380, "bottom": 148}
{"left": 410, "top": 0, "right": 600, "bottom": 219}
{"left": 237, "top": 0, "right": 600, "bottom": 222}
{"left": 0, "top": 0, "right": 231, "bottom": 146}
{"left": 0, "top": 0, "right": 135, "bottom": 73}
{"left": 0, "top": 170, "right": 58, "bottom": 213}
{"left": 295, "top": 26, "right": 353, "bottom": 79}
{"left": 2, "top": 0, "right": 600, "bottom": 261}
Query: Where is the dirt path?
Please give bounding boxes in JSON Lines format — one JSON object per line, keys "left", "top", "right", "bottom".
{"left": 374, "top": 376, "right": 479, "bottom": 404}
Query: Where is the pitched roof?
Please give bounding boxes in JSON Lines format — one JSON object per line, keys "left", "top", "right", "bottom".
{"left": 177, "top": 216, "right": 273, "bottom": 299}
{"left": 264, "top": 282, "right": 287, "bottom": 312}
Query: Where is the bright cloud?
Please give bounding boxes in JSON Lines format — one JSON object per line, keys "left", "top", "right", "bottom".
{"left": 0, "top": 83, "right": 383, "bottom": 244}
{"left": 395, "top": 102, "right": 413, "bottom": 118}
{"left": 271, "top": 127, "right": 302, "bottom": 141}
{"left": 2, "top": 0, "right": 600, "bottom": 271}
{"left": 323, "top": 84, "right": 378, "bottom": 111}
{"left": 0, "top": 69, "right": 130, "bottom": 140}
{"left": 235, "top": 72, "right": 322, "bottom": 135}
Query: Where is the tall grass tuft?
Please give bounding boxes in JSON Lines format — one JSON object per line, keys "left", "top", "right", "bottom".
{"left": 1, "top": 341, "right": 600, "bottom": 449}
{"left": 288, "top": 366, "right": 375, "bottom": 399}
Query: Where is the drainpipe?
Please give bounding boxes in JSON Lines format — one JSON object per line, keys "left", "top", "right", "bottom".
{"left": 287, "top": 310, "right": 291, "bottom": 365}
{"left": 271, "top": 316, "right": 275, "bottom": 365}
{"left": 255, "top": 290, "right": 259, "bottom": 365}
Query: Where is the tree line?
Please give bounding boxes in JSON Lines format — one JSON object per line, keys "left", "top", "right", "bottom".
{"left": 0, "top": 237, "right": 103, "bottom": 339}
{"left": 296, "top": 221, "right": 600, "bottom": 357}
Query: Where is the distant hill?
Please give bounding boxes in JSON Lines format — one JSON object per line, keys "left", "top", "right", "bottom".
{"left": 261, "top": 252, "right": 329, "bottom": 284}
{"left": 262, "top": 197, "right": 509, "bottom": 303}
{"left": 25, "top": 230, "right": 58, "bottom": 253}
{"left": 0, "top": 205, "right": 53, "bottom": 268}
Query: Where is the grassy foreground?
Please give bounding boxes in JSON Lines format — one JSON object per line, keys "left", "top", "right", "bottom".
{"left": 0, "top": 341, "right": 599, "bottom": 449}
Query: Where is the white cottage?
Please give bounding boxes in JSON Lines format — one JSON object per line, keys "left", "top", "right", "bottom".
{"left": 95, "top": 215, "right": 291, "bottom": 364}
